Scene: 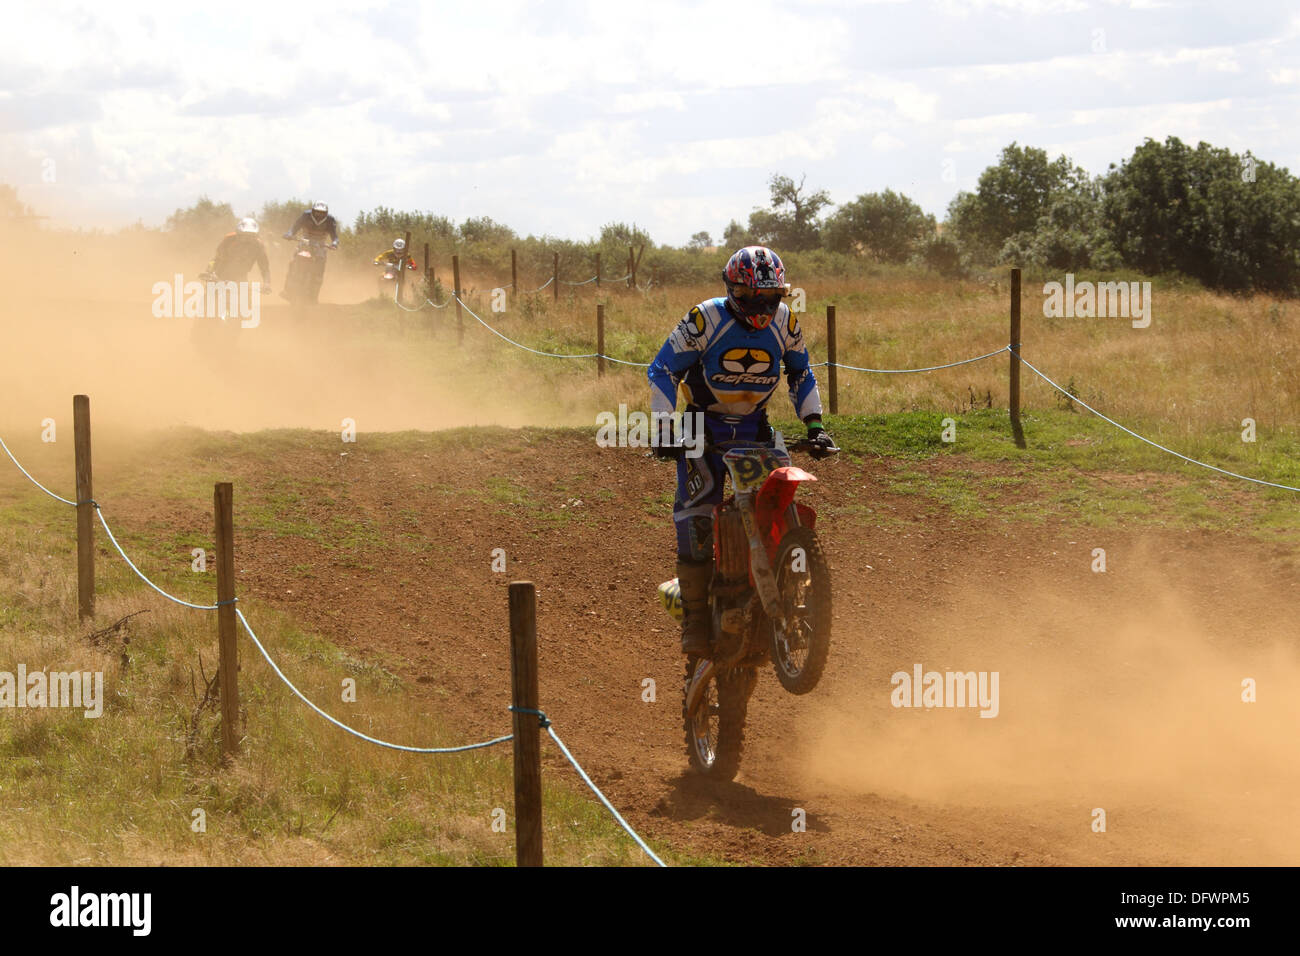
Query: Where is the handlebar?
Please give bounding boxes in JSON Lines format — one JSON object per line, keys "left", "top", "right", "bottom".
{"left": 702, "top": 437, "right": 838, "bottom": 454}
{"left": 661, "top": 436, "right": 839, "bottom": 459}
{"left": 785, "top": 438, "right": 841, "bottom": 456}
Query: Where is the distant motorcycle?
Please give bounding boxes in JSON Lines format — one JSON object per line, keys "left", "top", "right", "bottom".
{"left": 283, "top": 236, "right": 332, "bottom": 307}
{"left": 376, "top": 255, "right": 416, "bottom": 304}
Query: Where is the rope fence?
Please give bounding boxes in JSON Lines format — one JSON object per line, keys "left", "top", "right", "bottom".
{"left": 359, "top": 269, "right": 1300, "bottom": 493}
{"left": 0, "top": 422, "right": 667, "bottom": 867}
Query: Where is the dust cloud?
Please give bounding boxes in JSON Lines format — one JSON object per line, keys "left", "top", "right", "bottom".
{"left": 0, "top": 224, "right": 559, "bottom": 436}
{"left": 802, "top": 536, "right": 1300, "bottom": 864}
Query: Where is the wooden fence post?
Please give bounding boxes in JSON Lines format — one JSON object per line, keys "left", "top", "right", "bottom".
{"left": 826, "top": 306, "right": 838, "bottom": 416}
{"left": 597, "top": 304, "right": 605, "bottom": 378}
{"left": 423, "top": 242, "right": 430, "bottom": 297}
{"left": 628, "top": 246, "right": 636, "bottom": 289}
{"left": 453, "top": 254, "right": 463, "bottom": 345}
{"left": 511, "top": 249, "right": 517, "bottom": 300}
{"left": 73, "top": 394, "right": 93, "bottom": 622}
{"left": 214, "top": 482, "right": 240, "bottom": 760}
{"left": 595, "top": 252, "right": 601, "bottom": 289}
{"left": 399, "top": 230, "right": 411, "bottom": 302}
{"left": 1010, "top": 268, "right": 1025, "bottom": 448}
{"left": 508, "top": 581, "right": 543, "bottom": 867}
{"left": 553, "top": 252, "right": 559, "bottom": 302}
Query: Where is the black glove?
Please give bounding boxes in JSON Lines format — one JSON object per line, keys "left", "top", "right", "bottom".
{"left": 653, "top": 444, "right": 683, "bottom": 461}
{"left": 806, "top": 420, "right": 835, "bottom": 460}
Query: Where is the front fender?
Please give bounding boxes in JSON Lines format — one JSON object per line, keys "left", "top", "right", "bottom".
{"left": 754, "top": 466, "right": 817, "bottom": 556}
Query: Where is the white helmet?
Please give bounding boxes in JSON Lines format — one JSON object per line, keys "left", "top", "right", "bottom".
{"left": 236, "top": 217, "right": 259, "bottom": 234}
{"left": 311, "top": 201, "right": 328, "bottom": 224}
{"left": 393, "top": 238, "right": 406, "bottom": 253}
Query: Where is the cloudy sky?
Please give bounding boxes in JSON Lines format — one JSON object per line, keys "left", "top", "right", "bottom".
{"left": 1, "top": 0, "right": 1296, "bottom": 244}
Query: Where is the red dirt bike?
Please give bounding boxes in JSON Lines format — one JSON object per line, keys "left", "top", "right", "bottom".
{"left": 658, "top": 431, "right": 838, "bottom": 781}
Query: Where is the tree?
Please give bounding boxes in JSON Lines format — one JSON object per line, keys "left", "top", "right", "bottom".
{"left": 1101, "top": 136, "right": 1300, "bottom": 294}
{"left": 747, "top": 173, "right": 831, "bottom": 251}
{"left": 353, "top": 206, "right": 455, "bottom": 238}
{"left": 460, "top": 216, "right": 516, "bottom": 244}
{"left": 599, "top": 221, "right": 652, "bottom": 248}
{"left": 997, "top": 178, "right": 1119, "bottom": 272}
{"left": 688, "top": 230, "right": 712, "bottom": 249}
{"left": 721, "top": 219, "right": 750, "bottom": 250}
{"left": 947, "top": 143, "right": 1089, "bottom": 260}
{"left": 165, "top": 195, "right": 236, "bottom": 235}
{"left": 599, "top": 221, "right": 652, "bottom": 275}
{"left": 823, "top": 189, "right": 935, "bottom": 261}
{"left": 262, "top": 198, "right": 309, "bottom": 233}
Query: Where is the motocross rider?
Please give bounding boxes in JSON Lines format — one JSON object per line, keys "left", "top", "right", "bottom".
{"left": 373, "top": 237, "right": 416, "bottom": 271}
{"left": 284, "top": 200, "right": 339, "bottom": 246}
{"left": 647, "top": 245, "right": 834, "bottom": 657}
{"left": 282, "top": 201, "right": 339, "bottom": 302}
{"left": 206, "top": 217, "right": 271, "bottom": 289}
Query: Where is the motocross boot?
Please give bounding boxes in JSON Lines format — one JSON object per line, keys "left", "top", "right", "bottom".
{"left": 676, "top": 559, "right": 712, "bottom": 657}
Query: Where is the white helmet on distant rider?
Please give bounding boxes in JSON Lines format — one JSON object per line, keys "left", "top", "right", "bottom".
{"left": 393, "top": 238, "right": 406, "bottom": 253}
{"left": 236, "top": 217, "right": 259, "bottom": 235}
{"left": 311, "top": 201, "right": 328, "bottom": 225}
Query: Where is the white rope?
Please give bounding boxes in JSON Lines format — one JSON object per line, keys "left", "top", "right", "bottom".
{"left": 1020, "top": 356, "right": 1300, "bottom": 493}
{"left": 454, "top": 294, "right": 600, "bottom": 360}
{"left": 237, "top": 608, "right": 514, "bottom": 754}
{"left": 544, "top": 724, "right": 666, "bottom": 866}
{"left": 0, "top": 436, "right": 76, "bottom": 505}
{"left": 813, "top": 345, "right": 1010, "bottom": 374}
{"left": 96, "top": 508, "right": 221, "bottom": 609}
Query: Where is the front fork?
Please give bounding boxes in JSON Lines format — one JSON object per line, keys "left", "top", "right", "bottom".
{"left": 737, "top": 491, "right": 800, "bottom": 628}
{"left": 685, "top": 497, "right": 801, "bottom": 718}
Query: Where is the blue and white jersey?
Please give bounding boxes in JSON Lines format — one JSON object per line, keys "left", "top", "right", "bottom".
{"left": 648, "top": 297, "right": 823, "bottom": 423}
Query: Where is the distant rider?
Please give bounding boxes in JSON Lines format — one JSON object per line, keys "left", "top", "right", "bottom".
{"left": 647, "top": 246, "right": 834, "bottom": 657}
{"left": 284, "top": 200, "right": 339, "bottom": 246}
{"left": 373, "top": 237, "right": 416, "bottom": 271}
{"left": 282, "top": 201, "right": 339, "bottom": 303}
{"left": 205, "top": 217, "right": 270, "bottom": 290}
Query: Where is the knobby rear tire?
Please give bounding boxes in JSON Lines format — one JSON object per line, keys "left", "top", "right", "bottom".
{"left": 683, "top": 660, "right": 756, "bottom": 782}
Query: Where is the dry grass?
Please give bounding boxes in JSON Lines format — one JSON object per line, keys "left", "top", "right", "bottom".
{"left": 0, "top": 512, "right": 672, "bottom": 866}
{"left": 440, "top": 273, "right": 1299, "bottom": 446}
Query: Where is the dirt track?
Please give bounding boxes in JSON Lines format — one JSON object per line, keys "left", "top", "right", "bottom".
{"left": 4, "top": 257, "right": 1297, "bottom": 865}
{"left": 102, "top": 430, "right": 1300, "bottom": 866}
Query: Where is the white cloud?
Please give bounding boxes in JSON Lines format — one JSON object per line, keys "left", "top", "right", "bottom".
{"left": 0, "top": 0, "right": 1297, "bottom": 242}
{"left": 1151, "top": 47, "right": 1243, "bottom": 72}
{"left": 611, "top": 92, "right": 687, "bottom": 113}
{"left": 954, "top": 112, "right": 1037, "bottom": 133}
